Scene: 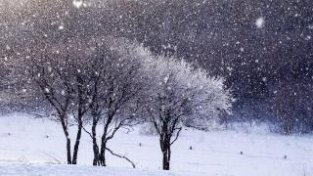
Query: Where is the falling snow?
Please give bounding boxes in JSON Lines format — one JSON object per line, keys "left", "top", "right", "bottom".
{"left": 73, "top": 0, "right": 83, "bottom": 8}
{"left": 58, "top": 25, "right": 64, "bottom": 30}
{"left": 256, "top": 17, "right": 265, "bottom": 28}
{"left": 0, "top": 0, "right": 312, "bottom": 175}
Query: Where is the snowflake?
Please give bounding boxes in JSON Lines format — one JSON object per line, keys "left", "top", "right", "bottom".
{"left": 305, "top": 36, "right": 311, "bottom": 41}
{"left": 45, "top": 88, "right": 50, "bottom": 93}
{"left": 73, "top": 0, "right": 83, "bottom": 8}
{"left": 58, "top": 25, "right": 64, "bottom": 30}
{"left": 255, "top": 17, "right": 265, "bottom": 29}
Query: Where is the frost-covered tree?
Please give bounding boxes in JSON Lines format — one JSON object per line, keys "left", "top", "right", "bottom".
{"left": 136, "top": 47, "right": 232, "bottom": 170}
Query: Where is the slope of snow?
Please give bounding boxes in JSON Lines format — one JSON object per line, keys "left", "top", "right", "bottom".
{"left": 0, "top": 113, "right": 313, "bottom": 176}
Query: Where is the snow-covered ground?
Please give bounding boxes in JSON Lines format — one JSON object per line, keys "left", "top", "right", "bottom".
{"left": 0, "top": 163, "right": 184, "bottom": 176}
{"left": 0, "top": 113, "right": 313, "bottom": 176}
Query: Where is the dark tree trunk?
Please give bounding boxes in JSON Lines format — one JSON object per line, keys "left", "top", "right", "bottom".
{"left": 162, "top": 150, "right": 170, "bottom": 170}
{"left": 71, "top": 74, "right": 87, "bottom": 164}
{"left": 99, "top": 113, "right": 114, "bottom": 167}
{"left": 161, "top": 140, "right": 171, "bottom": 170}
{"left": 66, "top": 137, "right": 72, "bottom": 164}
{"left": 60, "top": 114, "right": 72, "bottom": 164}
{"left": 92, "top": 142, "right": 100, "bottom": 166}
{"left": 92, "top": 116, "right": 101, "bottom": 166}
{"left": 99, "top": 141, "right": 107, "bottom": 166}
{"left": 72, "top": 118, "right": 83, "bottom": 164}
{"left": 160, "top": 120, "right": 172, "bottom": 170}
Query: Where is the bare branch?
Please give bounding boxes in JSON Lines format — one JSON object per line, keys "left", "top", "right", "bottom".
{"left": 82, "top": 126, "right": 93, "bottom": 139}
{"left": 170, "top": 127, "right": 182, "bottom": 145}
{"left": 106, "top": 147, "right": 136, "bottom": 168}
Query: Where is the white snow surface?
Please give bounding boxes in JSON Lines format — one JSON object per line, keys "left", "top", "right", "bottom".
{"left": 0, "top": 163, "right": 182, "bottom": 176}
{"left": 0, "top": 113, "right": 313, "bottom": 176}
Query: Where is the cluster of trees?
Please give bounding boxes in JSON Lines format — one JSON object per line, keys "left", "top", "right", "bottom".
{"left": 0, "top": 1, "right": 312, "bottom": 168}
{"left": 7, "top": 0, "right": 310, "bottom": 134}
{"left": 1, "top": 34, "right": 231, "bottom": 170}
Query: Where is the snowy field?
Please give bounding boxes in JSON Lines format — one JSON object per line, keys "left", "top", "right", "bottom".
{"left": 0, "top": 113, "right": 313, "bottom": 176}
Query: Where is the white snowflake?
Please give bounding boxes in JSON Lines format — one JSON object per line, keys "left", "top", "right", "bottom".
{"left": 305, "top": 36, "right": 311, "bottom": 41}
{"left": 163, "top": 76, "right": 169, "bottom": 83}
{"left": 73, "top": 0, "right": 83, "bottom": 8}
{"left": 255, "top": 17, "right": 265, "bottom": 29}
{"left": 262, "top": 77, "right": 267, "bottom": 82}
{"left": 45, "top": 88, "right": 50, "bottom": 93}
{"left": 58, "top": 25, "right": 64, "bottom": 30}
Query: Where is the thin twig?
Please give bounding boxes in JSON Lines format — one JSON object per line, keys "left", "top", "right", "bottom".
{"left": 82, "top": 126, "right": 93, "bottom": 139}
{"left": 106, "top": 147, "right": 136, "bottom": 168}
{"left": 170, "top": 127, "right": 182, "bottom": 145}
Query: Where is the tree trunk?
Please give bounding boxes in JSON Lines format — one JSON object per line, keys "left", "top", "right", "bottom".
{"left": 59, "top": 115, "right": 72, "bottom": 164}
{"left": 161, "top": 141, "right": 171, "bottom": 170}
{"left": 66, "top": 137, "right": 72, "bottom": 164}
{"left": 160, "top": 121, "right": 171, "bottom": 170}
{"left": 92, "top": 117, "right": 101, "bottom": 166}
{"left": 93, "top": 142, "right": 100, "bottom": 166}
{"left": 99, "top": 114, "right": 113, "bottom": 167}
{"left": 99, "top": 141, "right": 107, "bottom": 166}
{"left": 160, "top": 132, "right": 171, "bottom": 170}
{"left": 72, "top": 119, "right": 83, "bottom": 164}
{"left": 162, "top": 151, "right": 170, "bottom": 170}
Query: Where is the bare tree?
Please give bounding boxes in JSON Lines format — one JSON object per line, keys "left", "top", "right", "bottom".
{"left": 80, "top": 38, "right": 142, "bottom": 167}
{"left": 28, "top": 49, "right": 74, "bottom": 164}
{"left": 18, "top": 38, "right": 101, "bottom": 164}
{"left": 136, "top": 47, "right": 232, "bottom": 170}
